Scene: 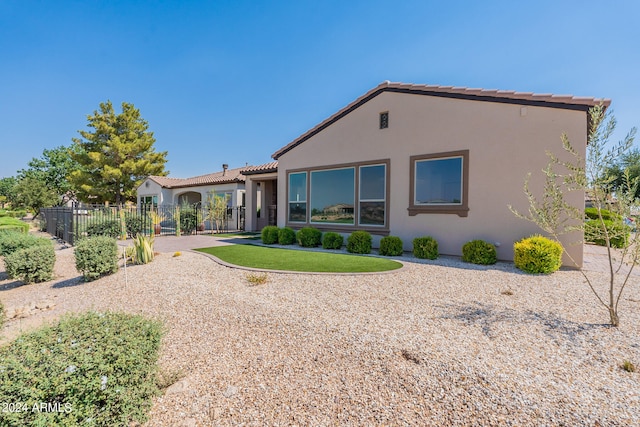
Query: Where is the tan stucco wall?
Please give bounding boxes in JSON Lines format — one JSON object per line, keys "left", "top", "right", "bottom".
{"left": 277, "top": 92, "right": 587, "bottom": 266}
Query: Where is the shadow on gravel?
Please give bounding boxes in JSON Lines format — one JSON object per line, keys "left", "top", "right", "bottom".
{"left": 0, "top": 280, "right": 27, "bottom": 291}
{"left": 51, "top": 276, "right": 85, "bottom": 289}
{"left": 438, "top": 302, "right": 608, "bottom": 345}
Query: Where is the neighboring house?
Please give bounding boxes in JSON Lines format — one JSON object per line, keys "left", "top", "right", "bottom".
{"left": 245, "top": 81, "right": 609, "bottom": 266}
{"left": 137, "top": 165, "right": 247, "bottom": 219}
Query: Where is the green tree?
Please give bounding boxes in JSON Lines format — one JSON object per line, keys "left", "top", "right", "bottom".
{"left": 605, "top": 147, "right": 640, "bottom": 199}
{"left": 70, "top": 101, "right": 168, "bottom": 205}
{"left": 510, "top": 105, "right": 638, "bottom": 327}
{"left": 0, "top": 177, "right": 18, "bottom": 207}
{"left": 12, "top": 176, "right": 59, "bottom": 215}
{"left": 18, "top": 145, "right": 80, "bottom": 204}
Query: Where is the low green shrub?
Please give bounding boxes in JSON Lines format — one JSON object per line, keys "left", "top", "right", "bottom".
{"left": 514, "top": 235, "right": 563, "bottom": 274}
{"left": 0, "top": 231, "right": 51, "bottom": 256}
{"left": 347, "top": 231, "right": 372, "bottom": 254}
{"left": 379, "top": 236, "right": 403, "bottom": 256}
{"left": 0, "top": 311, "right": 163, "bottom": 426}
{"left": 322, "top": 232, "right": 344, "bottom": 249}
{"left": 5, "top": 244, "right": 55, "bottom": 284}
{"left": 179, "top": 208, "right": 199, "bottom": 235}
{"left": 413, "top": 236, "right": 438, "bottom": 259}
{"left": 261, "top": 226, "right": 279, "bottom": 244}
{"left": 462, "top": 240, "right": 497, "bottom": 265}
{"left": 0, "top": 217, "right": 29, "bottom": 233}
{"left": 585, "top": 219, "right": 629, "bottom": 248}
{"left": 125, "top": 212, "right": 148, "bottom": 238}
{"left": 0, "top": 209, "right": 26, "bottom": 218}
{"left": 297, "top": 227, "right": 322, "bottom": 247}
{"left": 85, "top": 219, "right": 122, "bottom": 239}
{"left": 75, "top": 236, "right": 119, "bottom": 281}
{"left": 584, "top": 207, "right": 622, "bottom": 222}
{"left": 277, "top": 227, "right": 296, "bottom": 245}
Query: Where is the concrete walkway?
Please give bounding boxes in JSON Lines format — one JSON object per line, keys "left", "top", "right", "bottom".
{"left": 118, "top": 234, "right": 253, "bottom": 253}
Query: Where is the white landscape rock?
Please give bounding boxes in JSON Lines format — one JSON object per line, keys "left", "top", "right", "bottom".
{"left": 0, "top": 246, "right": 638, "bottom": 426}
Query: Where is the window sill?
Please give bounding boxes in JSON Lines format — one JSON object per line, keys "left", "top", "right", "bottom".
{"left": 286, "top": 223, "right": 390, "bottom": 235}
{"left": 407, "top": 206, "right": 469, "bottom": 217}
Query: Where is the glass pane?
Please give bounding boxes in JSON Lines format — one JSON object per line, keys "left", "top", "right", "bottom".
{"left": 289, "top": 172, "right": 307, "bottom": 202}
{"left": 289, "top": 202, "right": 307, "bottom": 222}
{"left": 310, "top": 168, "right": 355, "bottom": 224}
{"left": 415, "top": 157, "right": 462, "bottom": 204}
{"left": 360, "top": 201, "right": 385, "bottom": 226}
{"left": 360, "top": 164, "right": 385, "bottom": 200}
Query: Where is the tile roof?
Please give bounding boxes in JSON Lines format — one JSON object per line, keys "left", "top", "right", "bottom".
{"left": 147, "top": 166, "right": 246, "bottom": 189}
{"left": 240, "top": 161, "right": 278, "bottom": 175}
{"left": 272, "top": 81, "right": 611, "bottom": 159}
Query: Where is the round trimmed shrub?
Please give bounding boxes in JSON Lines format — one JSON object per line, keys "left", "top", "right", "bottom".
{"left": 347, "top": 231, "right": 372, "bottom": 254}
{"left": 322, "top": 232, "right": 344, "bottom": 250}
{"left": 513, "top": 235, "right": 563, "bottom": 274}
{"left": 0, "top": 231, "right": 51, "bottom": 256}
{"left": 261, "top": 226, "right": 279, "bottom": 244}
{"left": 75, "top": 236, "right": 119, "bottom": 282}
{"left": 0, "top": 217, "right": 30, "bottom": 233}
{"left": 584, "top": 207, "right": 621, "bottom": 222}
{"left": 297, "top": 227, "right": 322, "bottom": 247}
{"left": 462, "top": 240, "right": 497, "bottom": 265}
{"left": 379, "top": 236, "right": 403, "bottom": 256}
{"left": 5, "top": 244, "right": 55, "bottom": 284}
{"left": 412, "top": 236, "right": 438, "bottom": 260}
{"left": 277, "top": 227, "right": 296, "bottom": 245}
{"left": 585, "top": 219, "right": 629, "bottom": 249}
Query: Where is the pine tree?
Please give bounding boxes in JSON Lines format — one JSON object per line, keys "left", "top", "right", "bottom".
{"left": 70, "top": 101, "right": 168, "bottom": 205}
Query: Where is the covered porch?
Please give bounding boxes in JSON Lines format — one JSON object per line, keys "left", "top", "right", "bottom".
{"left": 242, "top": 162, "right": 278, "bottom": 232}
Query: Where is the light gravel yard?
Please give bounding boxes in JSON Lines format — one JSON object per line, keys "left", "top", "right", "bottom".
{"left": 1, "top": 239, "right": 639, "bottom": 426}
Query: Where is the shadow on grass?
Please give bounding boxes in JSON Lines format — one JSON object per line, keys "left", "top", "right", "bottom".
{"left": 438, "top": 301, "right": 608, "bottom": 345}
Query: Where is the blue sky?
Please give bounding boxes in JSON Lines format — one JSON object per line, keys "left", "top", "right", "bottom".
{"left": 1, "top": 0, "right": 638, "bottom": 179}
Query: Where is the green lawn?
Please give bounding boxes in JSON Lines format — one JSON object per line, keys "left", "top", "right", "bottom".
{"left": 195, "top": 244, "right": 403, "bottom": 272}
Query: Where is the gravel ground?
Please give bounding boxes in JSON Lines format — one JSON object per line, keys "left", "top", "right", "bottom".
{"left": 1, "top": 237, "right": 639, "bottom": 426}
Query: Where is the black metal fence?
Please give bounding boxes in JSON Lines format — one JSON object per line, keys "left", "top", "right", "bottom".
{"left": 40, "top": 203, "right": 245, "bottom": 246}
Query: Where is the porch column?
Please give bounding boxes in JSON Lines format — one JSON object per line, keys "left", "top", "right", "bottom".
{"left": 245, "top": 178, "right": 258, "bottom": 232}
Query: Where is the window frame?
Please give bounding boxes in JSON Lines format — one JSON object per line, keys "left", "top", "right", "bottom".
{"left": 286, "top": 159, "right": 390, "bottom": 233}
{"left": 408, "top": 150, "right": 469, "bottom": 217}
{"left": 287, "top": 171, "right": 308, "bottom": 223}
{"left": 358, "top": 163, "right": 387, "bottom": 227}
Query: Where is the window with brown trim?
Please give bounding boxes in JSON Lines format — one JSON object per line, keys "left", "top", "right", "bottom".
{"left": 408, "top": 150, "right": 469, "bottom": 217}
{"left": 286, "top": 159, "right": 390, "bottom": 231}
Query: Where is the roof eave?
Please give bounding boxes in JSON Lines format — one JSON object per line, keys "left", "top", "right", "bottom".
{"left": 272, "top": 81, "right": 611, "bottom": 160}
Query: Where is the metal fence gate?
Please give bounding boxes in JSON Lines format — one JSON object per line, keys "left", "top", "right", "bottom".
{"left": 40, "top": 203, "right": 246, "bottom": 246}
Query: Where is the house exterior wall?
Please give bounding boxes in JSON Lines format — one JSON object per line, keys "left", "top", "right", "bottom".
{"left": 276, "top": 91, "right": 587, "bottom": 266}
{"left": 137, "top": 179, "right": 171, "bottom": 206}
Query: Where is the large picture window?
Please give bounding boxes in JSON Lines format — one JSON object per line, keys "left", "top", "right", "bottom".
{"left": 286, "top": 160, "right": 388, "bottom": 229}
{"left": 311, "top": 168, "right": 355, "bottom": 224}
{"left": 409, "top": 150, "right": 469, "bottom": 217}
{"left": 288, "top": 172, "right": 307, "bottom": 222}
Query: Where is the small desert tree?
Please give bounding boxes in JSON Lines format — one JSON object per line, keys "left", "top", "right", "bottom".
{"left": 205, "top": 192, "right": 228, "bottom": 234}
{"left": 511, "top": 105, "right": 638, "bottom": 326}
